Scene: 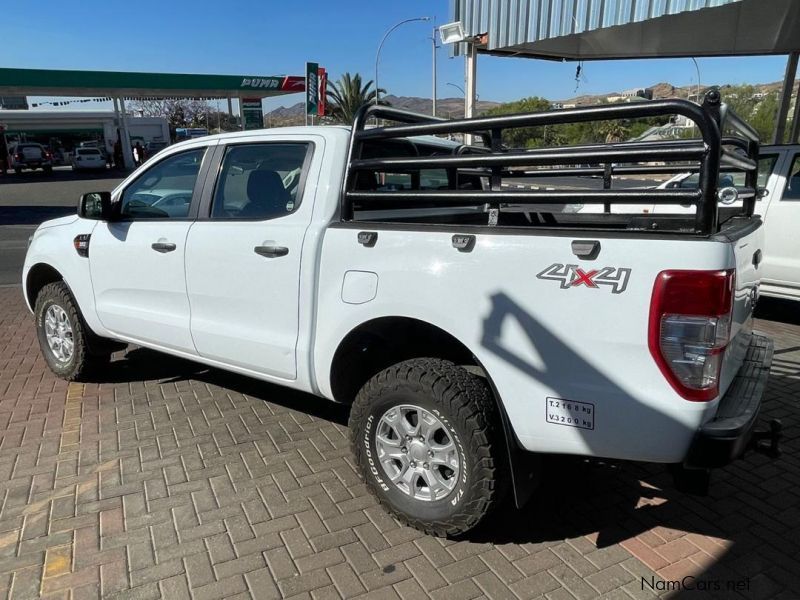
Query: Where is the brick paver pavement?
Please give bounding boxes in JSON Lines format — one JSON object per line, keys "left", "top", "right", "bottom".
{"left": 0, "top": 285, "right": 797, "bottom": 599}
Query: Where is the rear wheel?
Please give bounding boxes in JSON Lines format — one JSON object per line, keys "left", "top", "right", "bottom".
{"left": 34, "top": 282, "right": 114, "bottom": 381}
{"left": 350, "top": 358, "right": 506, "bottom": 536}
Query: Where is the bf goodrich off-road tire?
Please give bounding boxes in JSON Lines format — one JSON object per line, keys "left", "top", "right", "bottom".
{"left": 350, "top": 358, "right": 506, "bottom": 537}
{"left": 34, "top": 282, "right": 110, "bottom": 381}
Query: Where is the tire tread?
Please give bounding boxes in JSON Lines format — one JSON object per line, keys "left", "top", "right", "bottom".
{"left": 349, "top": 358, "right": 505, "bottom": 537}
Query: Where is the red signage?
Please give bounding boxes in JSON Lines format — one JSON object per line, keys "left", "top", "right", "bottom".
{"left": 318, "top": 67, "right": 327, "bottom": 117}
{"left": 280, "top": 76, "right": 306, "bottom": 92}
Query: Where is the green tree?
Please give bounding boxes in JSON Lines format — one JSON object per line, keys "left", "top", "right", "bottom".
{"left": 325, "top": 73, "right": 386, "bottom": 124}
{"left": 483, "top": 97, "right": 552, "bottom": 147}
{"left": 750, "top": 92, "right": 779, "bottom": 141}
{"left": 483, "top": 96, "right": 670, "bottom": 147}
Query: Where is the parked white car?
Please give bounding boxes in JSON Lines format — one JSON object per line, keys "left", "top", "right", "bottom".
{"left": 22, "top": 96, "right": 778, "bottom": 536}
{"left": 71, "top": 148, "right": 107, "bottom": 171}
{"left": 579, "top": 144, "right": 800, "bottom": 301}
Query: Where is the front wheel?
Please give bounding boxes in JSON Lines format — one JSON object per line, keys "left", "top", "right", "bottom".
{"left": 349, "top": 358, "right": 506, "bottom": 537}
{"left": 34, "top": 282, "right": 111, "bottom": 381}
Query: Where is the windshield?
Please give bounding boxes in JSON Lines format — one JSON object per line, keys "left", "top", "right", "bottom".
{"left": 673, "top": 154, "right": 778, "bottom": 190}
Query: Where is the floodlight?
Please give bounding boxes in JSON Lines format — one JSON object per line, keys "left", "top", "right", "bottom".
{"left": 439, "top": 21, "right": 467, "bottom": 44}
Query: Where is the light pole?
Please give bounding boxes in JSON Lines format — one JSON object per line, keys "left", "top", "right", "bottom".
{"left": 431, "top": 26, "right": 439, "bottom": 117}
{"left": 446, "top": 82, "right": 464, "bottom": 96}
{"left": 439, "top": 21, "right": 483, "bottom": 144}
{"left": 375, "top": 17, "right": 431, "bottom": 106}
{"left": 446, "top": 82, "right": 479, "bottom": 103}
{"left": 690, "top": 57, "right": 701, "bottom": 102}
{"left": 445, "top": 83, "right": 481, "bottom": 109}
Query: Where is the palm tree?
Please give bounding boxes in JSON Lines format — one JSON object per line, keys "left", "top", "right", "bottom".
{"left": 326, "top": 73, "right": 386, "bottom": 124}
{"left": 600, "top": 120, "right": 629, "bottom": 143}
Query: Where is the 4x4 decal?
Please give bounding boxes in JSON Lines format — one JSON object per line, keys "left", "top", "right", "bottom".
{"left": 536, "top": 263, "right": 631, "bottom": 294}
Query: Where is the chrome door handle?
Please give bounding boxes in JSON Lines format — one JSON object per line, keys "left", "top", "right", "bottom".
{"left": 254, "top": 245, "right": 289, "bottom": 258}
{"left": 151, "top": 242, "right": 176, "bottom": 253}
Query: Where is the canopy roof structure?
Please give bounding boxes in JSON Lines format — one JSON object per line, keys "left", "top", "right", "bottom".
{"left": 451, "top": 0, "right": 799, "bottom": 60}
{"left": 0, "top": 67, "right": 305, "bottom": 98}
{"left": 449, "top": 0, "right": 800, "bottom": 142}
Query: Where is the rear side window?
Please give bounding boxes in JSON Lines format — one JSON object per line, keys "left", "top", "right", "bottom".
{"left": 210, "top": 143, "right": 309, "bottom": 220}
{"left": 784, "top": 154, "right": 800, "bottom": 201}
{"left": 757, "top": 154, "right": 778, "bottom": 188}
{"left": 120, "top": 148, "right": 206, "bottom": 219}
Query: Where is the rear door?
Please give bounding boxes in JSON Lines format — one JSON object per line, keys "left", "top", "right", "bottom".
{"left": 184, "top": 136, "right": 318, "bottom": 379}
{"left": 761, "top": 149, "right": 800, "bottom": 292}
{"left": 89, "top": 143, "right": 214, "bottom": 352}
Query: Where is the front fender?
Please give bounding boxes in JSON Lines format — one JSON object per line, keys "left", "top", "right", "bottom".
{"left": 23, "top": 219, "right": 106, "bottom": 336}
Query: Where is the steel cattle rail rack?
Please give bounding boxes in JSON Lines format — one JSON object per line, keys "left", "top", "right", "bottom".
{"left": 341, "top": 90, "right": 761, "bottom": 235}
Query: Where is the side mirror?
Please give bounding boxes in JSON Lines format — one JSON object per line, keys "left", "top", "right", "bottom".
{"left": 78, "top": 192, "right": 113, "bottom": 220}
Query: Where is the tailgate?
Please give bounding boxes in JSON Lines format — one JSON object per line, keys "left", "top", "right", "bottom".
{"left": 718, "top": 220, "right": 765, "bottom": 397}
{"left": 21, "top": 146, "right": 43, "bottom": 160}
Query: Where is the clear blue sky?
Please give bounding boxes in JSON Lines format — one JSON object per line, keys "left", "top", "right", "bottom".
{"left": 4, "top": 0, "right": 790, "bottom": 112}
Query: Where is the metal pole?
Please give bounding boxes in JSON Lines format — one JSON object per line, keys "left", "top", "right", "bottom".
{"left": 774, "top": 52, "right": 798, "bottom": 144}
{"left": 375, "top": 17, "right": 431, "bottom": 105}
{"left": 790, "top": 78, "right": 800, "bottom": 144}
{"left": 691, "top": 57, "right": 701, "bottom": 102}
{"left": 112, "top": 98, "right": 120, "bottom": 163}
{"left": 464, "top": 41, "right": 477, "bottom": 145}
{"left": 118, "top": 97, "right": 134, "bottom": 170}
{"left": 432, "top": 27, "right": 438, "bottom": 117}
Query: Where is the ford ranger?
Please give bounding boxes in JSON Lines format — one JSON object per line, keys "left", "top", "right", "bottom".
{"left": 22, "top": 91, "right": 779, "bottom": 536}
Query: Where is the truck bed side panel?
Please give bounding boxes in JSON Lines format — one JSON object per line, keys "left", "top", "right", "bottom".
{"left": 314, "top": 226, "right": 743, "bottom": 464}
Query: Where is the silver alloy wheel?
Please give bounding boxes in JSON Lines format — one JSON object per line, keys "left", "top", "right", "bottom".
{"left": 375, "top": 404, "right": 461, "bottom": 501}
{"left": 44, "top": 305, "right": 74, "bottom": 363}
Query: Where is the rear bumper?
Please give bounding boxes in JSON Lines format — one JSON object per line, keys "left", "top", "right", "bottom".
{"left": 683, "top": 333, "right": 773, "bottom": 469}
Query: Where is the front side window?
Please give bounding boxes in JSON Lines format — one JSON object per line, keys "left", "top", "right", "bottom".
{"left": 120, "top": 148, "right": 205, "bottom": 219}
{"left": 211, "top": 143, "right": 309, "bottom": 220}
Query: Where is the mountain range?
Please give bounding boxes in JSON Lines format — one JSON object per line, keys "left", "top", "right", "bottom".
{"left": 263, "top": 80, "right": 789, "bottom": 125}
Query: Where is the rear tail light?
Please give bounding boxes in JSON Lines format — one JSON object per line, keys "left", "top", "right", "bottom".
{"left": 648, "top": 270, "right": 735, "bottom": 401}
{"left": 16, "top": 153, "right": 23, "bottom": 161}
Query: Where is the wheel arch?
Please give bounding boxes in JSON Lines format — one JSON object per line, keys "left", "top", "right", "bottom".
{"left": 25, "top": 262, "right": 65, "bottom": 311}
{"left": 329, "top": 316, "right": 477, "bottom": 405}
{"left": 329, "top": 315, "right": 539, "bottom": 508}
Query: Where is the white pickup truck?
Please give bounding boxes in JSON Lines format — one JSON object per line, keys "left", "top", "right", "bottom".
{"left": 23, "top": 92, "right": 779, "bottom": 536}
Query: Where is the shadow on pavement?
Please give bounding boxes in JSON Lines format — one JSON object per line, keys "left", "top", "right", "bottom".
{"left": 96, "top": 347, "right": 351, "bottom": 427}
{"left": 0, "top": 205, "right": 75, "bottom": 225}
{"left": 0, "top": 168, "right": 129, "bottom": 184}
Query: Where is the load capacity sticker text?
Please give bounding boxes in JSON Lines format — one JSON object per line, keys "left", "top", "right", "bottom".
{"left": 546, "top": 397, "right": 595, "bottom": 430}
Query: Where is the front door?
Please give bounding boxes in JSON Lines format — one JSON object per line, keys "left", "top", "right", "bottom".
{"left": 90, "top": 145, "right": 211, "bottom": 353}
{"left": 762, "top": 150, "right": 800, "bottom": 292}
{"left": 185, "top": 140, "right": 315, "bottom": 379}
